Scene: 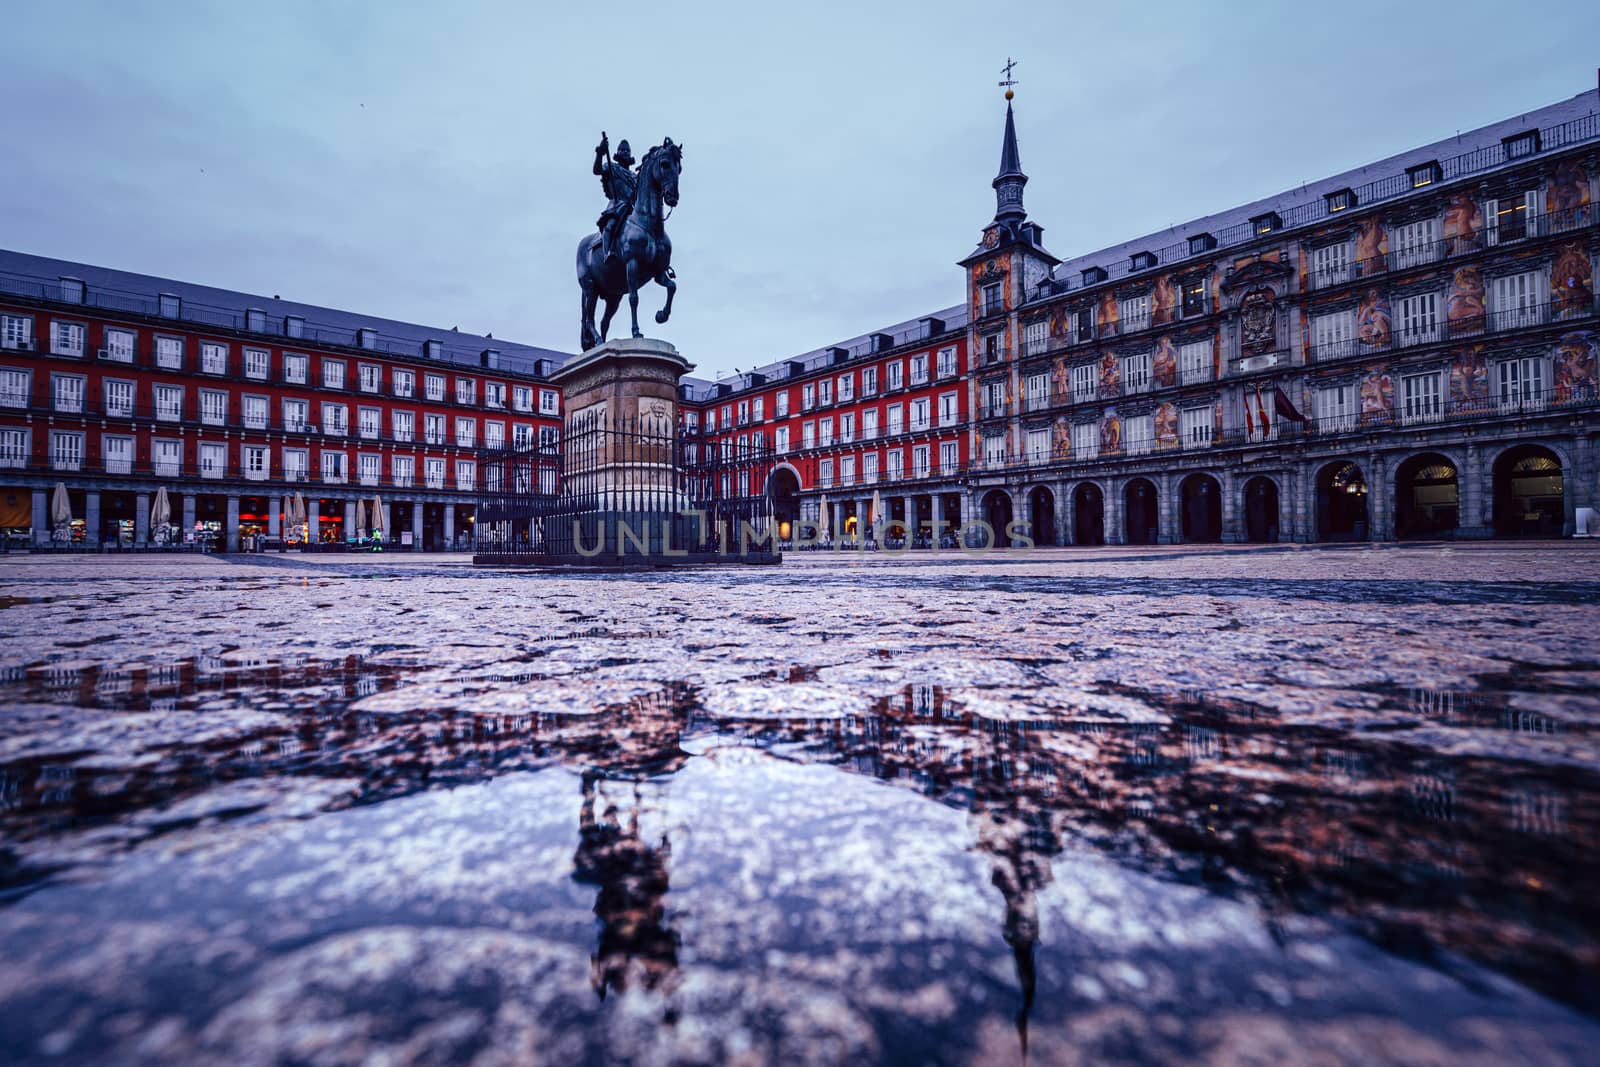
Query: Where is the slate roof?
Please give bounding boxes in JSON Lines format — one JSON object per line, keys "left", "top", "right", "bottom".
{"left": 1043, "top": 88, "right": 1600, "bottom": 295}
{"left": 0, "top": 248, "right": 574, "bottom": 378}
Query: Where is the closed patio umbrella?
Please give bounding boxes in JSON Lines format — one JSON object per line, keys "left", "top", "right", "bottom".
{"left": 50, "top": 483, "right": 71, "bottom": 543}
{"left": 370, "top": 495, "right": 385, "bottom": 534}
{"left": 870, "top": 488, "right": 883, "bottom": 542}
{"left": 292, "top": 493, "right": 307, "bottom": 541}
{"left": 354, "top": 500, "right": 367, "bottom": 540}
{"left": 151, "top": 486, "right": 171, "bottom": 526}
{"left": 817, "top": 501, "right": 830, "bottom": 544}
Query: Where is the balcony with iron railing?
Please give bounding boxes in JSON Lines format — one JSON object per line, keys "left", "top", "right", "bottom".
{"left": 1306, "top": 295, "right": 1599, "bottom": 366}
{"left": 1305, "top": 205, "right": 1599, "bottom": 292}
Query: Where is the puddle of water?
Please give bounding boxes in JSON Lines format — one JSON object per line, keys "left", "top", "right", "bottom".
{"left": 1, "top": 566, "right": 1598, "bottom": 1065}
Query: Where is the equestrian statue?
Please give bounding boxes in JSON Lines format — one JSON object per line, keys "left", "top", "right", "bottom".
{"left": 577, "top": 131, "right": 682, "bottom": 350}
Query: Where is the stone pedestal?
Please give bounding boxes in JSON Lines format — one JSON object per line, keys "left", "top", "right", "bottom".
{"left": 480, "top": 337, "right": 777, "bottom": 568}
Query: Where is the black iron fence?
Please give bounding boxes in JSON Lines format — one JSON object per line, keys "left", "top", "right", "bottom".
{"left": 475, "top": 413, "right": 779, "bottom": 566}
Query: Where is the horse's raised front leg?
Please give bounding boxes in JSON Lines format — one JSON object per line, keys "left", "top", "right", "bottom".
{"left": 599, "top": 294, "right": 620, "bottom": 343}
{"left": 654, "top": 269, "right": 676, "bottom": 325}
{"left": 625, "top": 260, "right": 643, "bottom": 338}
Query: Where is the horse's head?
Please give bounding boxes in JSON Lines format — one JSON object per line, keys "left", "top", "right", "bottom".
{"left": 642, "top": 139, "right": 682, "bottom": 209}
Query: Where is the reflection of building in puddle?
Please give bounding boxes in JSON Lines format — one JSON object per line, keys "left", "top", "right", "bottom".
{"left": 1508, "top": 790, "right": 1567, "bottom": 835}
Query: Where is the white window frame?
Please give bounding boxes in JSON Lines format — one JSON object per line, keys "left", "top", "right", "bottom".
{"left": 1070, "top": 363, "right": 1096, "bottom": 403}
{"left": 394, "top": 369, "right": 415, "bottom": 398}
{"left": 1311, "top": 242, "right": 1351, "bottom": 289}
{"left": 102, "top": 327, "right": 135, "bottom": 363}
{"left": 50, "top": 321, "right": 85, "bottom": 357}
{"left": 50, "top": 430, "right": 84, "bottom": 471}
{"left": 1178, "top": 340, "right": 1212, "bottom": 385}
{"left": 282, "top": 398, "right": 309, "bottom": 433}
{"left": 1178, "top": 406, "right": 1213, "bottom": 449}
{"left": 1119, "top": 294, "right": 1151, "bottom": 334}
{"left": 0, "top": 368, "right": 28, "bottom": 408}
{"left": 1122, "top": 351, "right": 1151, "bottom": 394}
{"left": 198, "top": 441, "right": 226, "bottom": 479}
{"left": 1071, "top": 421, "right": 1099, "bottom": 460}
{"left": 1400, "top": 370, "right": 1443, "bottom": 424}
{"left": 199, "top": 388, "right": 227, "bottom": 426}
{"left": 103, "top": 379, "right": 135, "bottom": 418}
{"left": 1, "top": 314, "right": 34, "bottom": 351}
{"left": 1124, "top": 414, "right": 1153, "bottom": 456}
{"left": 1311, "top": 310, "right": 1355, "bottom": 362}
{"left": 322, "top": 359, "right": 346, "bottom": 389}
{"left": 283, "top": 353, "right": 308, "bottom": 384}
{"left": 1397, "top": 292, "right": 1440, "bottom": 347}
{"left": 52, "top": 374, "right": 85, "bottom": 414}
{"left": 102, "top": 434, "right": 133, "bottom": 474}
{"left": 200, "top": 342, "right": 228, "bottom": 375}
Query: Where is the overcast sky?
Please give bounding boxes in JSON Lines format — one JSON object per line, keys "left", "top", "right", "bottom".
{"left": 7, "top": 1, "right": 1599, "bottom": 379}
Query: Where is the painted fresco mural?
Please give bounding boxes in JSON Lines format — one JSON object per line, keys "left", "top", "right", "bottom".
{"left": 1357, "top": 288, "right": 1392, "bottom": 348}
{"left": 1213, "top": 399, "right": 1224, "bottom": 442}
{"left": 1354, "top": 217, "right": 1388, "bottom": 276}
{"left": 1051, "top": 357, "right": 1071, "bottom": 400}
{"left": 1443, "top": 192, "right": 1482, "bottom": 253}
{"left": 1099, "top": 350, "right": 1120, "bottom": 398}
{"left": 1547, "top": 160, "right": 1592, "bottom": 226}
{"left": 1096, "top": 291, "right": 1119, "bottom": 336}
{"left": 1448, "top": 346, "right": 1488, "bottom": 407}
{"left": 1551, "top": 243, "right": 1593, "bottom": 316}
{"left": 1151, "top": 275, "right": 1177, "bottom": 326}
{"left": 1446, "top": 267, "right": 1485, "bottom": 334}
{"left": 1152, "top": 337, "right": 1177, "bottom": 388}
{"left": 1100, "top": 408, "right": 1121, "bottom": 454}
{"left": 1048, "top": 305, "right": 1071, "bottom": 342}
{"left": 1555, "top": 332, "right": 1597, "bottom": 402}
{"left": 1153, "top": 402, "right": 1179, "bottom": 449}
{"left": 1052, "top": 416, "right": 1072, "bottom": 459}
{"left": 1360, "top": 365, "right": 1394, "bottom": 423}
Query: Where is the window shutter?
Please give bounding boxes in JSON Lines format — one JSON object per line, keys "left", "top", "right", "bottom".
{"left": 1524, "top": 190, "right": 1540, "bottom": 238}
{"left": 1485, "top": 199, "right": 1499, "bottom": 246}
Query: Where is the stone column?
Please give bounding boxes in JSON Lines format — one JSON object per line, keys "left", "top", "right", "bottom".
{"left": 1159, "top": 473, "right": 1176, "bottom": 544}
{"left": 226, "top": 496, "right": 241, "bottom": 552}
{"left": 1220, "top": 471, "right": 1239, "bottom": 543}
{"left": 1293, "top": 462, "right": 1311, "bottom": 542}
{"left": 182, "top": 494, "right": 196, "bottom": 541}
{"left": 930, "top": 493, "right": 944, "bottom": 549}
{"left": 30, "top": 489, "right": 47, "bottom": 546}
{"left": 1460, "top": 443, "right": 1490, "bottom": 538}
{"left": 444, "top": 504, "right": 455, "bottom": 550}
{"left": 1369, "top": 452, "right": 1390, "bottom": 541}
{"left": 308, "top": 499, "right": 320, "bottom": 545}
{"left": 344, "top": 499, "right": 357, "bottom": 537}
{"left": 1056, "top": 482, "right": 1071, "bottom": 546}
{"left": 1105, "top": 479, "right": 1124, "bottom": 545}
{"left": 382, "top": 501, "right": 392, "bottom": 538}
{"left": 267, "top": 496, "right": 282, "bottom": 538}
{"left": 134, "top": 492, "right": 150, "bottom": 548}
{"left": 412, "top": 501, "right": 424, "bottom": 551}
{"left": 84, "top": 491, "right": 101, "bottom": 548}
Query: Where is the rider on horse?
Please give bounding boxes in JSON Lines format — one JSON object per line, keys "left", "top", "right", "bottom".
{"left": 593, "top": 132, "right": 637, "bottom": 270}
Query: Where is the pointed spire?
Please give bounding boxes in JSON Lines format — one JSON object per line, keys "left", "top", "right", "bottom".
{"left": 992, "top": 96, "right": 1027, "bottom": 223}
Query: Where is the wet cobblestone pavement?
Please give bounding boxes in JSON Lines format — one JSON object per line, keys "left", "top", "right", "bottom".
{"left": 1, "top": 543, "right": 1598, "bottom": 1065}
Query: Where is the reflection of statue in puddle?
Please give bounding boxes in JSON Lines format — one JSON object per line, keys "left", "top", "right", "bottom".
{"left": 970, "top": 784, "right": 1060, "bottom": 1057}
{"left": 566, "top": 690, "right": 692, "bottom": 1003}
{"left": 571, "top": 772, "right": 680, "bottom": 1001}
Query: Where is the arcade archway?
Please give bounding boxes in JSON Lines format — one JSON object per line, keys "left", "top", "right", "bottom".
{"left": 1394, "top": 453, "right": 1460, "bottom": 539}
{"left": 1028, "top": 487, "right": 1056, "bottom": 546}
{"left": 1242, "top": 477, "right": 1279, "bottom": 543}
{"left": 1493, "top": 445, "right": 1564, "bottom": 538}
{"left": 767, "top": 467, "right": 801, "bottom": 542}
{"left": 1179, "top": 474, "right": 1222, "bottom": 543}
{"left": 980, "top": 489, "right": 1014, "bottom": 547}
{"left": 1124, "top": 478, "right": 1158, "bottom": 545}
{"left": 1316, "top": 461, "right": 1369, "bottom": 541}
{"left": 1072, "top": 482, "right": 1104, "bottom": 545}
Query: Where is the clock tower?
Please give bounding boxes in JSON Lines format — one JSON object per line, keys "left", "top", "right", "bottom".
{"left": 959, "top": 74, "right": 1060, "bottom": 484}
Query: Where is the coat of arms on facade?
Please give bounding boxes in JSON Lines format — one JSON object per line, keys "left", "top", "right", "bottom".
{"left": 1240, "top": 287, "right": 1277, "bottom": 352}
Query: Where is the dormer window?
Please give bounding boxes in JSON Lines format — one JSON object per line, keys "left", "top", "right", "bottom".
{"left": 1130, "top": 251, "right": 1158, "bottom": 271}
{"left": 1502, "top": 129, "right": 1540, "bottom": 160}
{"left": 1188, "top": 233, "right": 1217, "bottom": 255}
{"left": 1324, "top": 188, "right": 1356, "bottom": 213}
{"left": 246, "top": 307, "right": 266, "bottom": 332}
{"left": 1250, "top": 211, "right": 1282, "bottom": 235}
{"left": 59, "top": 277, "right": 85, "bottom": 304}
{"left": 158, "top": 293, "right": 181, "bottom": 318}
{"left": 285, "top": 315, "right": 304, "bottom": 338}
{"left": 1406, "top": 160, "right": 1442, "bottom": 188}
{"left": 1080, "top": 266, "right": 1108, "bottom": 286}
{"left": 357, "top": 327, "right": 377, "bottom": 350}
{"left": 423, "top": 339, "right": 443, "bottom": 359}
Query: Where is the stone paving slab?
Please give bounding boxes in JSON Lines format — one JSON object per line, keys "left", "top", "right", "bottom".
{"left": 0, "top": 543, "right": 1597, "bottom": 1065}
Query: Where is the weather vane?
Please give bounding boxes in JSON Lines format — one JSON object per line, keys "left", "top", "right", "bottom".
{"left": 999, "top": 57, "right": 1019, "bottom": 99}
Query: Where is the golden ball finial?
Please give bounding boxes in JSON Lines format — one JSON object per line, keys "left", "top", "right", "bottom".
{"left": 1004, "top": 89, "right": 1014, "bottom": 101}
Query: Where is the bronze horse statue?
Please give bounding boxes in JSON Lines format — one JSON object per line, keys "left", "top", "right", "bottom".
{"left": 577, "top": 139, "right": 681, "bottom": 349}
